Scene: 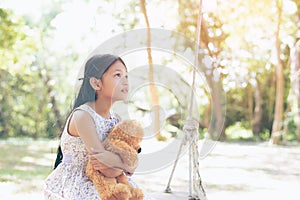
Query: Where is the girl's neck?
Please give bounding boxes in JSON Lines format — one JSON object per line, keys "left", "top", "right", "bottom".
{"left": 87, "top": 97, "right": 113, "bottom": 119}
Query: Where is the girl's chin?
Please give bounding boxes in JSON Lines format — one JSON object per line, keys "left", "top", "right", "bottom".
{"left": 113, "top": 96, "right": 128, "bottom": 102}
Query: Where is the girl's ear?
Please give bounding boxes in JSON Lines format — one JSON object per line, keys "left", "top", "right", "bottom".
{"left": 89, "top": 77, "right": 102, "bottom": 91}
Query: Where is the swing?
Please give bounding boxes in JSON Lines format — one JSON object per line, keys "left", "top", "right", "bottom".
{"left": 163, "top": 0, "right": 207, "bottom": 199}
{"left": 141, "top": 0, "right": 207, "bottom": 199}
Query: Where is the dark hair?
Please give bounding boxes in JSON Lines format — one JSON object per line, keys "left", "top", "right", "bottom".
{"left": 53, "top": 54, "right": 126, "bottom": 169}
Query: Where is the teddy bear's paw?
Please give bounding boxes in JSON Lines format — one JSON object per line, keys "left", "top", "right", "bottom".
{"left": 105, "top": 184, "right": 131, "bottom": 200}
{"left": 129, "top": 188, "right": 144, "bottom": 200}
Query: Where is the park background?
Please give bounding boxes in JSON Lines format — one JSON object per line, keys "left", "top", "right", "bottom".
{"left": 0, "top": 0, "right": 300, "bottom": 199}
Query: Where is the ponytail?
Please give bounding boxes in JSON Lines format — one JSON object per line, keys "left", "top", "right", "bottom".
{"left": 54, "top": 146, "right": 63, "bottom": 169}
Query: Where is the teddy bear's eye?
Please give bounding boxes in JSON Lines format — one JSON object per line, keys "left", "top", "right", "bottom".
{"left": 137, "top": 148, "right": 142, "bottom": 154}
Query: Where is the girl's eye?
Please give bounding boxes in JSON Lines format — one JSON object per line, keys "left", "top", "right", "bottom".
{"left": 114, "top": 73, "right": 121, "bottom": 78}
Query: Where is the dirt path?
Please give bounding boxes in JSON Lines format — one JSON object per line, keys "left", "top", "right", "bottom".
{"left": 0, "top": 140, "right": 299, "bottom": 199}
{"left": 133, "top": 140, "right": 300, "bottom": 200}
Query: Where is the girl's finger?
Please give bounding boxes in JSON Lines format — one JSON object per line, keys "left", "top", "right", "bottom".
{"left": 89, "top": 155, "right": 98, "bottom": 161}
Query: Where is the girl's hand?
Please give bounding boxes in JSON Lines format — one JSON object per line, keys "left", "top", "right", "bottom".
{"left": 89, "top": 154, "right": 123, "bottom": 178}
{"left": 89, "top": 149, "right": 137, "bottom": 174}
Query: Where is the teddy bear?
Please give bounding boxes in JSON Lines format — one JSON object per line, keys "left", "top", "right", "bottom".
{"left": 86, "top": 119, "right": 144, "bottom": 200}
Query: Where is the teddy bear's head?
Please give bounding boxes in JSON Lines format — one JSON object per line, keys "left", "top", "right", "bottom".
{"left": 108, "top": 120, "right": 144, "bottom": 153}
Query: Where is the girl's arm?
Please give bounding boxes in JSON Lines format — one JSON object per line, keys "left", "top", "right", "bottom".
{"left": 69, "top": 110, "right": 133, "bottom": 173}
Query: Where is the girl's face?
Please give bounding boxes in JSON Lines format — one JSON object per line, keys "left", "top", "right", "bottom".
{"left": 99, "top": 60, "right": 128, "bottom": 102}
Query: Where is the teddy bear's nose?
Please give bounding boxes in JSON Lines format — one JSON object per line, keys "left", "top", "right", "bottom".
{"left": 137, "top": 148, "right": 142, "bottom": 154}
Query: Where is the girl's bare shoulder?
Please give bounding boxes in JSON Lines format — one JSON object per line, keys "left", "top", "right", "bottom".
{"left": 69, "top": 109, "right": 95, "bottom": 136}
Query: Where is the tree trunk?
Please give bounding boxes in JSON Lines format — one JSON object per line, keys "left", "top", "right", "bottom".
{"left": 45, "top": 74, "right": 64, "bottom": 132}
{"left": 247, "top": 85, "right": 253, "bottom": 124}
{"left": 252, "top": 79, "right": 263, "bottom": 136}
{"left": 271, "top": 0, "right": 284, "bottom": 145}
{"left": 39, "top": 69, "right": 63, "bottom": 135}
{"left": 0, "top": 70, "right": 10, "bottom": 138}
{"left": 207, "top": 72, "right": 226, "bottom": 141}
{"left": 203, "top": 101, "right": 211, "bottom": 129}
{"left": 140, "top": 0, "right": 165, "bottom": 141}
{"left": 200, "top": 21, "right": 226, "bottom": 140}
{"left": 0, "top": 97, "right": 9, "bottom": 138}
{"left": 291, "top": 40, "right": 300, "bottom": 142}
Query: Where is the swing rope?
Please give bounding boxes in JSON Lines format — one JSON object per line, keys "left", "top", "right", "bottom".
{"left": 190, "top": 0, "right": 207, "bottom": 199}
{"left": 165, "top": 0, "right": 207, "bottom": 199}
{"left": 189, "top": 0, "right": 202, "bottom": 118}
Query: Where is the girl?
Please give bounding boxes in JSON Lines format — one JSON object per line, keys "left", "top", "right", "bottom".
{"left": 44, "top": 54, "right": 148, "bottom": 199}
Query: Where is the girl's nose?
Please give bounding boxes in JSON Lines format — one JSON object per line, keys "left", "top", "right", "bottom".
{"left": 122, "top": 76, "right": 128, "bottom": 85}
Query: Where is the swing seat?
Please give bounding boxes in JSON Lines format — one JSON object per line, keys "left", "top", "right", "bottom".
{"left": 151, "top": 191, "right": 199, "bottom": 200}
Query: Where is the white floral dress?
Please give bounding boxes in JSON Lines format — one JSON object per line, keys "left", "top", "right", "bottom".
{"left": 44, "top": 104, "right": 150, "bottom": 200}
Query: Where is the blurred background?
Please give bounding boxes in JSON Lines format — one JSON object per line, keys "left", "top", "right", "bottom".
{"left": 0, "top": 0, "right": 300, "bottom": 199}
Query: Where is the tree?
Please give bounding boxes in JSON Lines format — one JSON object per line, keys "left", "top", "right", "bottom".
{"left": 0, "top": 3, "right": 67, "bottom": 138}
{"left": 252, "top": 78, "right": 263, "bottom": 136}
{"left": 0, "top": 8, "right": 39, "bottom": 138}
{"left": 271, "top": 0, "right": 284, "bottom": 144}
{"left": 140, "top": 0, "right": 166, "bottom": 141}
{"left": 290, "top": 0, "right": 300, "bottom": 142}
{"left": 290, "top": 40, "right": 300, "bottom": 141}
{"left": 176, "top": 0, "right": 227, "bottom": 140}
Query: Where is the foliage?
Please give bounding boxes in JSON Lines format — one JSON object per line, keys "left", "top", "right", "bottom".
{"left": 0, "top": 0, "right": 299, "bottom": 142}
{"left": 225, "top": 122, "right": 254, "bottom": 142}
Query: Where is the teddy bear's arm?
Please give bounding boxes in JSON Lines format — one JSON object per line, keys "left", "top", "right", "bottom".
{"left": 104, "top": 140, "right": 138, "bottom": 168}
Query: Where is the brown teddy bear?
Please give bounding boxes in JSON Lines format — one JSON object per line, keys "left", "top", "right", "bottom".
{"left": 86, "top": 120, "right": 144, "bottom": 200}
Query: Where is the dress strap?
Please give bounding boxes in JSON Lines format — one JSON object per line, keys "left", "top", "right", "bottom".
{"left": 74, "top": 104, "right": 98, "bottom": 121}
{"left": 75, "top": 104, "right": 119, "bottom": 122}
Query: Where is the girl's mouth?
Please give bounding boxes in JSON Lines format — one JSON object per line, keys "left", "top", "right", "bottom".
{"left": 121, "top": 88, "right": 128, "bottom": 94}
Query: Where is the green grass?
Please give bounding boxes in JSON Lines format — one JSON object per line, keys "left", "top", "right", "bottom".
{"left": 0, "top": 138, "right": 58, "bottom": 192}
